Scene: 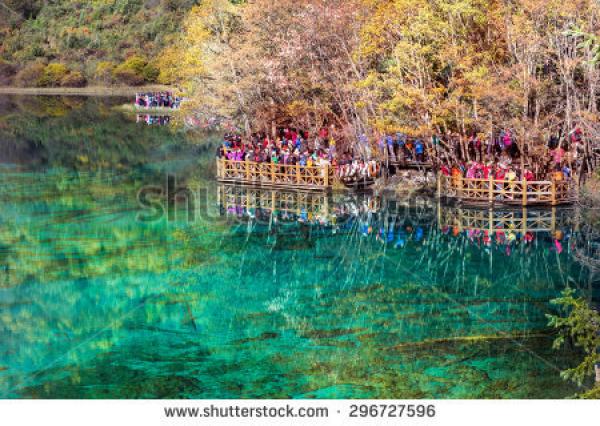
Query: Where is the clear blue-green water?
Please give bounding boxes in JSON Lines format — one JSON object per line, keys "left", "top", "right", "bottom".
{"left": 0, "top": 96, "right": 597, "bottom": 399}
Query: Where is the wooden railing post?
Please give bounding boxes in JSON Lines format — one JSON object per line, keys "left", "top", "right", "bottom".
{"left": 437, "top": 173, "right": 442, "bottom": 199}
{"left": 488, "top": 175, "right": 493, "bottom": 205}
{"left": 551, "top": 179, "right": 557, "bottom": 206}
{"left": 324, "top": 165, "right": 329, "bottom": 187}
{"left": 522, "top": 178, "right": 527, "bottom": 207}
{"left": 271, "top": 163, "right": 275, "bottom": 184}
{"left": 296, "top": 163, "right": 300, "bottom": 185}
{"left": 246, "top": 161, "right": 250, "bottom": 181}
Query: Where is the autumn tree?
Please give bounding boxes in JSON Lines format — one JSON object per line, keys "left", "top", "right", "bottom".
{"left": 173, "top": 0, "right": 599, "bottom": 166}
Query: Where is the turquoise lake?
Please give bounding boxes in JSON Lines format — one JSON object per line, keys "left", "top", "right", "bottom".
{"left": 0, "top": 96, "right": 598, "bottom": 398}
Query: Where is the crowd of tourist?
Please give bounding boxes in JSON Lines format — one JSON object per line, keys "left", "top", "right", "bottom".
{"left": 135, "top": 92, "right": 182, "bottom": 109}
{"left": 215, "top": 124, "right": 585, "bottom": 188}
{"left": 438, "top": 154, "right": 573, "bottom": 183}
{"left": 216, "top": 129, "right": 381, "bottom": 179}
{"left": 378, "top": 133, "right": 427, "bottom": 163}
{"left": 434, "top": 127, "right": 583, "bottom": 183}
{"left": 438, "top": 160, "right": 572, "bottom": 182}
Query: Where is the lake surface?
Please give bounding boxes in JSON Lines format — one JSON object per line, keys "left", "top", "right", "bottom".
{"left": 0, "top": 96, "right": 597, "bottom": 399}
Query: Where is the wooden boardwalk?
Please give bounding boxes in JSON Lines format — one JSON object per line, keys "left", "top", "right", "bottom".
{"left": 437, "top": 174, "right": 577, "bottom": 206}
{"left": 216, "top": 159, "right": 334, "bottom": 190}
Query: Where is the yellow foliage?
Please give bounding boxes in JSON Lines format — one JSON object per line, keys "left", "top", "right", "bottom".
{"left": 157, "top": 2, "right": 230, "bottom": 87}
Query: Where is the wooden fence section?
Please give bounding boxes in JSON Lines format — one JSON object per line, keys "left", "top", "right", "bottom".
{"left": 217, "top": 159, "right": 335, "bottom": 190}
{"left": 218, "top": 184, "right": 331, "bottom": 220}
{"left": 437, "top": 174, "right": 577, "bottom": 206}
{"left": 439, "top": 206, "right": 575, "bottom": 235}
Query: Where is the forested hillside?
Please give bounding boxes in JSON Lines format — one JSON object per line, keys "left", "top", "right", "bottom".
{"left": 164, "top": 0, "right": 599, "bottom": 160}
{"left": 1, "top": 0, "right": 599, "bottom": 158}
{"left": 0, "top": 0, "right": 197, "bottom": 87}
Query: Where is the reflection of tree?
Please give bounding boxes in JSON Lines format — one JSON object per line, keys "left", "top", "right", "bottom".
{"left": 212, "top": 199, "right": 591, "bottom": 397}
{"left": 0, "top": 95, "right": 211, "bottom": 171}
{"left": 0, "top": 173, "right": 231, "bottom": 397}
{"left": 0, "top": 170, "right": 226, "bottom": 288}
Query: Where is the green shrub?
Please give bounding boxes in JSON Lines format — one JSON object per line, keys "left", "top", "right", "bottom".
{"left": 117, "top": 55, "right": 146, "bottom": 74}
{"left": 0, "top": 60, "right": 17, "bottom": 85}
{"left": 94, "top": 61, "right": 116, "bottom": 85}
{"left": 113, "top": 0, "right": 144, "bottom": 16}
{"left": 13, "top": 44, "right": 46, "bottom": 62}
{"left": 13, "top": 61, "right": 46, "bottom": 87}
{"left": 60, "top": 71, "right": 87, "bottom": 87}
{"left": 37, "top": 63, "right": 70, "bottom": 87}
{"left": 1, "top": 0, "right": 196, "bottom": 87}
{"left": 113, "top": 56, "right": 148, "bottom": 85}
{"left": 142, "top": 63, "right": 159, "bottom": 83}
{"left": 113, "top": 68, "right": 145, "bottom": 85}
{"left": 30, "top": 45, "right": 46, "bottom": 58}
{"left": 65, "top": 34, "right": 91, "bottom": 50}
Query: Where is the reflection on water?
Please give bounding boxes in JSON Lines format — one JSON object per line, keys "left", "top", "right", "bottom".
{"left": 0, "top": 96, "right": 598, "bottom": 399}
{"left": 136, "top": 115, "right": 171, "bottom": 126}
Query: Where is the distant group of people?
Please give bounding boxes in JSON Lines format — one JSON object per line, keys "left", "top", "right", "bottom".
{"left": 135, "top": 92, "right": 181, "bottom": 109}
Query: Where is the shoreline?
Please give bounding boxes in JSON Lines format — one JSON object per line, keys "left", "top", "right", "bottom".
{"left": 0, "top": 85, "right": 176, "bottom": 96}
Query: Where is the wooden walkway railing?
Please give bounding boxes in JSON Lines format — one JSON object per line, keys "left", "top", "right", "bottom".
{"left": 218, "top": 184, "right": 331, "bottom": 219}
{"left": 437, "top": 174, "right": 577, "bottom": 206}
{"left": 438, "top": 206, "right": 575, "bottom": 235}
{"left": 217, "top": 159, "right": 335, "bottom": 190}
